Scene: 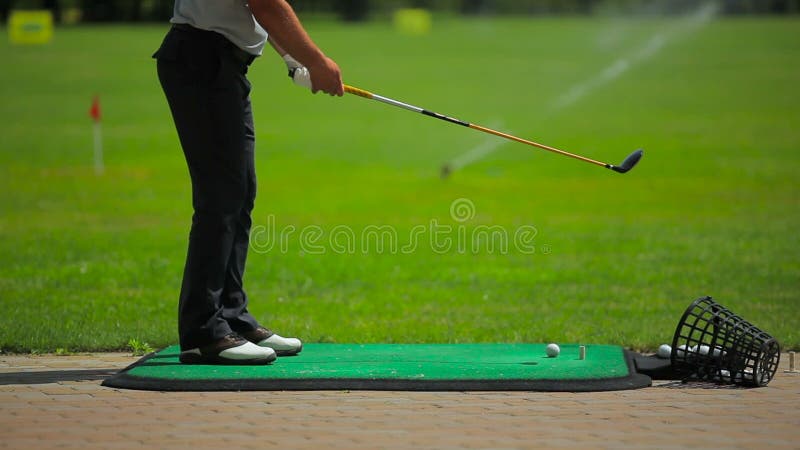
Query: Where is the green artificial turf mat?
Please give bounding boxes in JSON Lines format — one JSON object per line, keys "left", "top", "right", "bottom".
{"left": 102, "top": 343, "right": 652, "bottom": 391}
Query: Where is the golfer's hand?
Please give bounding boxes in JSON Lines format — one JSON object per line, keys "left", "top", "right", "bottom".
{"left": 284, "top": 54, "right": 312, "bottom": 89}
{"left": 308, "top": 57, "right": 343, "bottom": 96}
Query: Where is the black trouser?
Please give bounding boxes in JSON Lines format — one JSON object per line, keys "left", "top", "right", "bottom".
{"left": 154, "top": 25, "right": 260, "bottom": 350}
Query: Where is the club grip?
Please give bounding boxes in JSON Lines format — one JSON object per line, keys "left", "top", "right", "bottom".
{"left": 344, "top": 85, "right": 373, "bottom": 99}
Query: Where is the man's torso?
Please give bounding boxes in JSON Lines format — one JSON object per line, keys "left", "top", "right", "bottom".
{"left": 171, "top": 0, "right": 267, "bottom": 55}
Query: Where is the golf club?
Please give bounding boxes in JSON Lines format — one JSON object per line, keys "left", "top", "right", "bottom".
{"left": 342, "top": 84, "right": 643, "bottom": 174}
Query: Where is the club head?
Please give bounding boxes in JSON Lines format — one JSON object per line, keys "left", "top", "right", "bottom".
{"left": 610, "top": 149, "right": 643, "bottom": 174}
{"left": 440, "top": 163, "right": 452, "bottom": 179}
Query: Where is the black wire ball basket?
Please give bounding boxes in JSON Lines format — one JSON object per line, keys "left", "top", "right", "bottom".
{"left": 671, "top": 296, "right": 780, "bottom": 387}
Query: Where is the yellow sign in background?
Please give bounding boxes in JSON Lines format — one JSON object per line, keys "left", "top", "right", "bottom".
{"left": 9, "top": 10, "right": 54, "bottom": 45}
{"left": 393, "top": 8, "right": 432, "bottom": 36}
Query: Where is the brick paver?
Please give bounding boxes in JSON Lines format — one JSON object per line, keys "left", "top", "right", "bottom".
{"left": 0, "top": 352, "right": 798, "bottom": 449}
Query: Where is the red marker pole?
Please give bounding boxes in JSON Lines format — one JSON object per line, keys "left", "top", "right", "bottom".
{"left": 89, "top": 95, "right": 104, "bottom": 175}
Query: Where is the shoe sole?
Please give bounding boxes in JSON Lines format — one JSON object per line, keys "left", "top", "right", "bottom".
{"left": 179, "top": 352, "right": 277, "bottom": 365}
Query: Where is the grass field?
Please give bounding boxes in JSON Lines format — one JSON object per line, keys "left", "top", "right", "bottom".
{"left": 1, "top": 14, "right": 798, "bottom": 353}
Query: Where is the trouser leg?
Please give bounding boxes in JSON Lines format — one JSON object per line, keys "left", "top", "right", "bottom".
{"left": 221, "top": 99, "right": 260, "bottom": 332}
{"left": 155, "top": 27, "right": 256, "bottom": 350}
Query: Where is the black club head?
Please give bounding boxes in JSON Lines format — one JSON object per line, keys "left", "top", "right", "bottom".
{"left": 610, "top": 149, "right": 643, "bottom": 174}
{"left": 440, "top": 164, "right": 452, "bottom": 179}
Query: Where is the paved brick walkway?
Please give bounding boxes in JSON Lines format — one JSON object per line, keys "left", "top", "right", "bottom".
{"left": 1, "top": 352, "right": 798, "bottom": 449}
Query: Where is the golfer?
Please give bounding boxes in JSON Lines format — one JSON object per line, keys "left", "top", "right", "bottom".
{"left": 153, "top": 0, "right": 343, "bottom": 365}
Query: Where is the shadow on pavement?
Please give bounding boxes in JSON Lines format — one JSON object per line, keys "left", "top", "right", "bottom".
{"left": 0, "top": 369, "right": 119, "bottom": 385}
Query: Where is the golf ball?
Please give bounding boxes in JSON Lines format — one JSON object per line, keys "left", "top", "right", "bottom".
{"left": 545, "top": 343, "right": 560, "bottom": 358}
{"left": 657, "top": 344, "right": 672, "bottom": 359}
{"left": 697, "top": 344, "right": 711, "bottom": 356}
{"left": 676, "top": 344, "right": 689, "bottom": 358}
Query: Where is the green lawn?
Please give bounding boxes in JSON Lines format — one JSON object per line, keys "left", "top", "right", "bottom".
{"left": 1, "top": 16, "right": 798, "bottom": 353}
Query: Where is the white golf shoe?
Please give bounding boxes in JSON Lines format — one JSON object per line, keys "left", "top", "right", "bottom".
{"left": 241, "top": 327, "right": 303, "bottom": 356}
{"left": 179, "top": 333, "right": 276, "bottom": 365}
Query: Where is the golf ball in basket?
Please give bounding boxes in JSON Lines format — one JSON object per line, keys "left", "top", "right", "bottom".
{"left": 545, "top": 343, "right": 560, "bottom": 358}
{"left": 697, "top": 344, "right": 710, "bottom": 356}
{"left": 676, "top": 344, "right": 689, "bottom": 358}
{"left": 657, "top": 344, "right": 672, "bottom": 359}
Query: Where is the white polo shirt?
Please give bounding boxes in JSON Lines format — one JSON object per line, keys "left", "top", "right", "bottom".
{"left": 171, "top": 0, "right": 268, "bottom": 56}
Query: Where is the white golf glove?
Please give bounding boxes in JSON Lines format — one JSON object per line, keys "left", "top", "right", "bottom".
{"left": 283, "top": 54, "right": 312, "bottom": 89}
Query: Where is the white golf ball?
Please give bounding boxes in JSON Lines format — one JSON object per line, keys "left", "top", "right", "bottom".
{"left": 657, "top": 344, "right": 672, "bottom": 359}
{"left": 676, "top": 344, "right": 689, "bottom": 358}
{"left": 545, "top": 343, "right": 560, "bottom": 358}
{"left": 697, "top": 345, "right": 710, "bottom": 356}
